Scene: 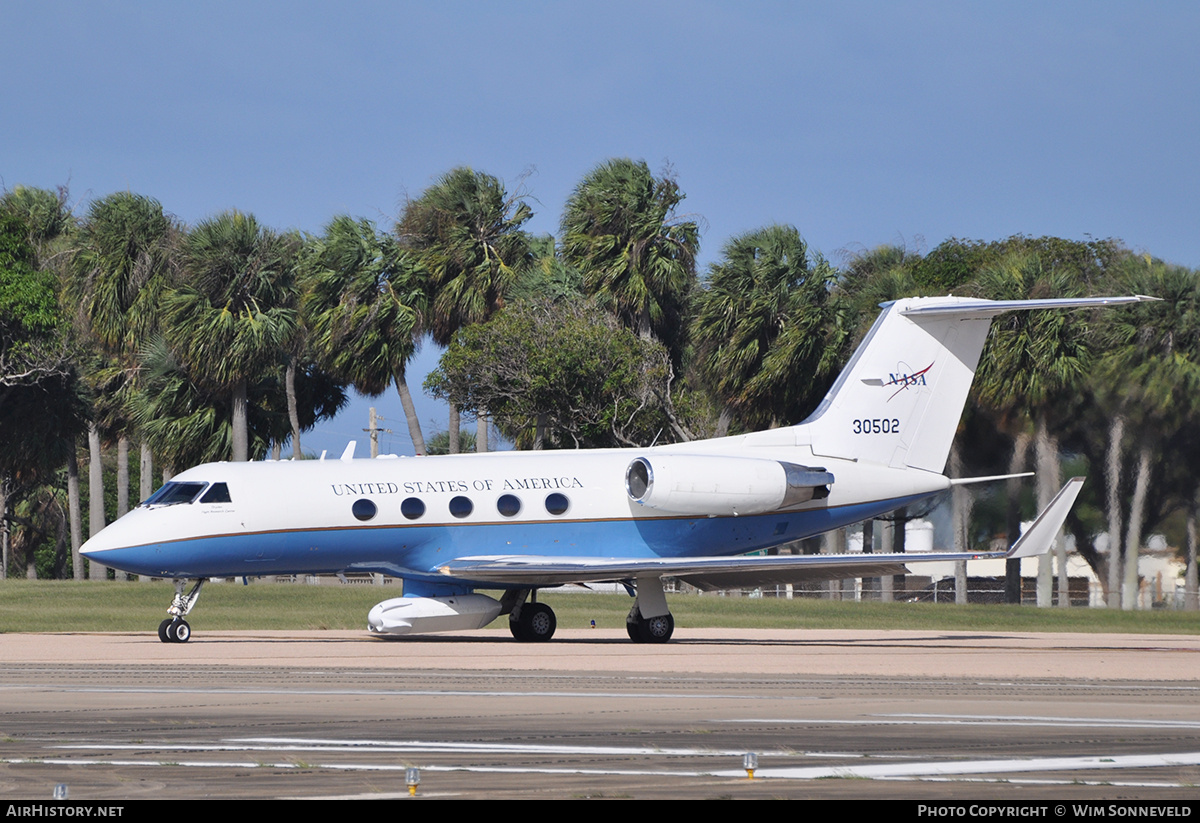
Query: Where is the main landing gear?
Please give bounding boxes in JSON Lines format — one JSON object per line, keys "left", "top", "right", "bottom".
{"left": 158, "top": 578, "right": 205, "bottom": 643}
{"left": 500, "top": 579, "right": 677, "bottom": 644}
{"left": 625, "top": 576, "right": 675, "bottom": 643}
{"left": 507, "top": 591, "right": 557, "bottom": 642}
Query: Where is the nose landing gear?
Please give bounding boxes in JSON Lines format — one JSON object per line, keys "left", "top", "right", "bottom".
{"left": 158, "top": 579, "right": 205, "bottom": 643}
{"left": 157, "top": 618, "right": 192, "bottom": 643}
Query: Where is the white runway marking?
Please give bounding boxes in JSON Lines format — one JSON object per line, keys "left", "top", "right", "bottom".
{"left": 0, "top": 684, "right": 787, "bottom": 701}
{"left": 728, "top": 713, "right": 1200, "bottom": 730}
{"left": 745, "top": 751, "right": 1200, "bottom": 780}
{"left": 28, "top": 736, "right": 1200, "bottom": 788}
{"left": 9, "top": 750, "right": 1200, "bottom": 788}
{"left": 56, "top": 738, "right": 796, "bottom": 758}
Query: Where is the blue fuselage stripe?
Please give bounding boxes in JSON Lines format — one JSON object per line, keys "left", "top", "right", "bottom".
{"left": 89, "top": 493, "right": 935, "bottom": 580}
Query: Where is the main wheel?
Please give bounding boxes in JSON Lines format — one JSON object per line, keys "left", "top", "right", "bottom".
{"left": 172, "top": 619, "right": 191, "bottom": 643}
{"left": 517, "top": 602, "right": 556, "bottom": 642}
{"left": 509, "top": 614, "right": 527, "bottom": 641}
{"left": 158, "top": 619, "right": 174, "bottom": 643}
{"left": 637, "top": 612, "right": 674, "bottom": 644}
{"left": 626, "top": 615, "right": 643, "bottom": 643}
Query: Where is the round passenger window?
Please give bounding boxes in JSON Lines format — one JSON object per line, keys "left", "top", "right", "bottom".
{"left": 449, "top": 496, "right": 474, "bottom": 519}
{"left": 401, "top": 497, "right": 425, "bottom": 520}
{"left": 352, "top": 498, "right": 378, "bottom": 522}
{"left": 496, "top": 494, "right": 521, "bottom": 517}
{"left": 545, "top": 492, "right": 569, "bottom": 516}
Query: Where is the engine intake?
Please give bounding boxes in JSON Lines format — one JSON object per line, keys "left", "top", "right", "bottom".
{"left": 625, "top": 455, "right": 833, "bottom": 516}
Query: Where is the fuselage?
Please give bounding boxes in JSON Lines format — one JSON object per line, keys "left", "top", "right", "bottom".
{"left": 80, "top": 426, "right": 951, "bottom": 584}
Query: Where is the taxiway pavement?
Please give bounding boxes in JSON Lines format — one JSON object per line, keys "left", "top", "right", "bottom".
{"left": 2, "top": 629, "right": 1199, "bottom": 800}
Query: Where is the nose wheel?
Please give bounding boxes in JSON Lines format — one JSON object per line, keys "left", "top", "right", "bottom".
{"left": 158, "top": 618, "right": 192, "bottom": 643}
{"left": 158, "top": 579, "right": 205, "bottom": 643}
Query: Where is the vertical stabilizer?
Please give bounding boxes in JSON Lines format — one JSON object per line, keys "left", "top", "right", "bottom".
{"left": 802, "top": 295, "right": 1150, "bottom": 473}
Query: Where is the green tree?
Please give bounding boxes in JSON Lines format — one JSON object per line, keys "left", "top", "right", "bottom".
{"left": 973, "top": 250, "right": 1095, "bottom": 607}
{"left": 1, "top": 186, "right": 90, "bottom": 578}
{"left": 70, "top": 192, "right": 179, "bottom": 518}
{"left": 164, "top": 211, "right": 298, "bottom": 462}
{"left": 560, "top": 159, "right": 699, "bottom": 363}
{"left": 303, "top": 216, "right": 428, "bottom": 454}
{"left": 129, "top": 335, "right": 345, "bottom": 469}
{"left": 0, "top": 186, "right": 74, "bottom": 267}
{"left": 0, "top": 210, "right": 88, "bottom": 578}
{"left": 399, "top": 167, "right": 533, "bottom": 452}
{"left": 1090, "top": 259, "right": 1200, "bottom": 609}
{"left": 693, "top": 225, "right": 842, "bottom": 433}
{"left": 427, "top": 299, "right": 678, "bottom": 449}
{"left": 507, "top": 234, "right": 582, "bottom": 303}
{"left": 71, "top": 193, "right": 177, "bottom": 353}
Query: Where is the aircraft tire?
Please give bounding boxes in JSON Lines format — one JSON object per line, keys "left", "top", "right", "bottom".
{"left": 508, "top": 615, "right": 527, "bottom": 641}
{"left": 637, "top": 613, "right": 674, "bottom": 644}
{"left": 172, "top": 620, "right": 191, "bottom": 643}
{"left": 626, "top": 617, "right": 643, "bottom": 642}
{"left": 519, "top": 603, "right": 556, "bottom": 642}
{"left": 158, "top": 619, "right": 174, "bottom": 643}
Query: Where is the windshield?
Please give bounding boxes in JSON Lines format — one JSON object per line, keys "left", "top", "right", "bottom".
{"left": 141, "top": 482, "right": 208, "bottom": 507}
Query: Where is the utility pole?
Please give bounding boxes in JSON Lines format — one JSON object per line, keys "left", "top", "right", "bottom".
{"left": 363, "top": 407, "right": 392, "bottom": 459}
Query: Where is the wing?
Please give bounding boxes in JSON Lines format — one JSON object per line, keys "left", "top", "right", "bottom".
{"left": 441, "top": 551, "right": 965, "bottom": 591}
{"left": 438, "top": 478, "right": 1084, "bottom": 591}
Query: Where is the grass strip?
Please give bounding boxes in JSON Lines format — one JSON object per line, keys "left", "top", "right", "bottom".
{"left": 1, "top": 580, "right": 1197, "bottom": 635}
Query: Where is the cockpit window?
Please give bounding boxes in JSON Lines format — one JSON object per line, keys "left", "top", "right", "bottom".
{"left": 142, "top": 482, "right": 208, "bottom": 507}
{"left": 200, "top": 483, "right": 231, "bottom": 504}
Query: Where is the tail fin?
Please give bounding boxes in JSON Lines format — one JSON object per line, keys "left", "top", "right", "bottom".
{"left": 802, "top": 295, "right": 1150, "bottom": 473}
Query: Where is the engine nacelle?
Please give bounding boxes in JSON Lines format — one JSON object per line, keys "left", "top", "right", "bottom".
{"left": 367, "top": 594, "right": 503, "bottom": 636}
{"left": 625, "top": 455, "right": 833, "bottom": 516}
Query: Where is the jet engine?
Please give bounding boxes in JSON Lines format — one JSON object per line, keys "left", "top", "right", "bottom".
{"left": 367, "top": 594, "right": 503, "bottom": 636}
{"left": 625, "top": 455, "right": 833, "bottom": 516}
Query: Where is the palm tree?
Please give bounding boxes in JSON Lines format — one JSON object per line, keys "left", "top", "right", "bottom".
{"left": 0, "top": 185, "right": 75, "bottom": 268}
{"left": 1092, "top": 259, "right": 1200, "bottom": 609}
{"left": 399, "top": 167, "right": 533, "bottom": 451}
{"left": 303, "top": 216, "right": 428, "bottom": 454}
{"left": 693, "top": 225, "right": 841, "bottom": 433}
{"left": 129, "top": 330, "right": 347, "bottom": 470}
{"left": 974, "top": 251, "right": 1093, "bottom": 607}
{"left": 164, "top": 211, "right": 298, "bottom": 462}
{"left": 560, "top": 159, "right": 698, "bottom": 363}
{"left": 71, "top": 192, "right": 179, "bottom": 515}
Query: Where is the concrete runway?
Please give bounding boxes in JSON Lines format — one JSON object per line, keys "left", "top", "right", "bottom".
{"left": 2, "top": 628, "right": 1199, "bottom": 800}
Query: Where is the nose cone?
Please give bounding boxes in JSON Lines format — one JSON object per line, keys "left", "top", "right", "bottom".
{"left": 79, "top": 512, "right": 159, "bottom": 575}
{"left": 79, "top": 522, "right": 126, "bottom": 558}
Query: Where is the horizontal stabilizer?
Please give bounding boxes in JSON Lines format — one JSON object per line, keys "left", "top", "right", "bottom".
{"left": 1006, "top": 477, "right": 1085, "bottom": 559}
{"left": 949, "top": 472, "right": 1034, "bottom": 486}
{"left": 898, "top": 295, "right": 1158, "bottom": 319}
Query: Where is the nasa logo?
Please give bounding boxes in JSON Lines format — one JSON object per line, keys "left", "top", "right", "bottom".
{"left": 885, "top": 362, "right": 933, "bottom": 400}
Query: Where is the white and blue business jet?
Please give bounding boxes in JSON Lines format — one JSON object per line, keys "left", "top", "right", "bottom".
{"left": 80, "top": 295, "right": 1149, "bottom": 643}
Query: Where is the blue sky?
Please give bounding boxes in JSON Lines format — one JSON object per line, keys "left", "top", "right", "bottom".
{"left": 5, "top": 1, "right": 1198, "bottom": 457}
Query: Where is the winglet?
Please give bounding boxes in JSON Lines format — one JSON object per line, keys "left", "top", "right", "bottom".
{"left": 1006, "top": 477, "right": 1085, "bottom": 558}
